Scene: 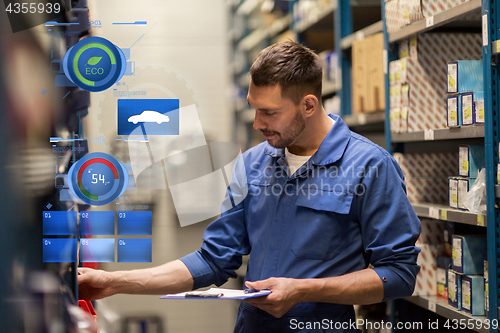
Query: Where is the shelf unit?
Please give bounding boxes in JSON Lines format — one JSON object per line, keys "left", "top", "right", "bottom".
{"left": 229, "top": 0, "right": 383, "bottom": 149}
{"left": 382, "top": 0, "right": 500, "bottom": 331}
{"left": 411, "top": 202, "right": 486, "bottom": 227}
{"left": 405, "top": 296, "right": 489, "bottom": 333}
{"left": 391, "top": 126, "right": 485, "bottom": 143}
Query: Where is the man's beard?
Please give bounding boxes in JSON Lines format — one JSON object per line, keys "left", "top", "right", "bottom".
{"left": 263, "top": 110, "right": 306, "bottom": 148}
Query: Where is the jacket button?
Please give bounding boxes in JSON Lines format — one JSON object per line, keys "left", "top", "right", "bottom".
{"left": 382, "top": 277, "right": 387, "bottom": 282}
{"left": 386, "top": 296, "right": 389, "bottom": 300}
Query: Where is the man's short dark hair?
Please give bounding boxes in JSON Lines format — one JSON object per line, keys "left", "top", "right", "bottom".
{"left": 249, "top": 41, "right": 323, "bottom": 105}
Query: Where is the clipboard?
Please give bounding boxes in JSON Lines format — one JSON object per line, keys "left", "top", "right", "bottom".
{"left": 160, "top": 287, "right": 271, "bottom": 300}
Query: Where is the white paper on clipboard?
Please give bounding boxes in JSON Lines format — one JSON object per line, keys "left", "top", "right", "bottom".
{"left": 160, "top": 288, "right": 271, "bottom": 300}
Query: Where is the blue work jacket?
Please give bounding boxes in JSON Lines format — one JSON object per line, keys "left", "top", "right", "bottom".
{"left": 181, "top": 114, "right": 421, "bottom": 332}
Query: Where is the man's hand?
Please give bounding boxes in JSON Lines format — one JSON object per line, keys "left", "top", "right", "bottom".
{"left": 243, "top": 277, "right": 304, "bottom": 318}
{"left": 78, "top": 267, "right": 115, "bottom": 301}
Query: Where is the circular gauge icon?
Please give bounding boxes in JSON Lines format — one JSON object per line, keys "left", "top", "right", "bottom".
{"left": 63, "top": 37, "right": 126, "bottom": 92}
{"left": 68, "top": 152, "right": 128, "bottom": 206}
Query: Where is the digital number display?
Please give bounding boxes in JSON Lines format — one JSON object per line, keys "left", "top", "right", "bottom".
{"left": 5, "top": 2, "right": 60, "bottom": 14}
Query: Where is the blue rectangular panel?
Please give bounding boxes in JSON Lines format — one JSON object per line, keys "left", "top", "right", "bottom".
{"left": 80, "top": 239, "right": 115, "bottom": 262}
{"left": 80, "top": 211, "right": 115, "bottom": 235}
{"left": 117, "top": 239, "right": 152, "bottom": 262}
{"left": 43, "top": 238, "right": 77, "bottom": 262}
{"left": 117, "top": 211, "right": 152, "bottom": 235}
{"left": 117, "top": 99, "right": 179, "bottom": 136}
{"left": 43, "top": 211, "right": 78, "bottom": 236}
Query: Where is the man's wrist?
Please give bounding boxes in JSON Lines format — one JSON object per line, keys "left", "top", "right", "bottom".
{"left": 293, "top": 278, "right": 329, "bottom": 303}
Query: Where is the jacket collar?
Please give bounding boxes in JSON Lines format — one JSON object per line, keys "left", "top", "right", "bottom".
{"left": 263, "top": 114, "right": 351, "bottom": 166}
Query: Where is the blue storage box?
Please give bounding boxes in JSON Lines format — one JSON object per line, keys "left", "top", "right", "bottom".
{"left": 447, "top": 60, "right": 484, "bottom": 94}
{"left": 459, "top": 145, "right": 485, "bottom": 179}
{"left": 474, "top": 91, "right": 485, "bottom": 124}
{"left": 462, "top": 275, "right": 485, "bottom": 315}
{"left": 457, "top": 177, "right": 472, "bottom": 211}
{"left": 460, "top": 92, "right": 474, "bottom": 126}
{"left": 447, "top": 94, "right": 461, "bottom": 128}
{"left": 448, "top": 270, "right": 462, "bottom": 310}
{"left": 448, "top": 177, "right": 458, "bottom": 209}
{"left": 452, "top": 235, "right": 486, "bottom": 274}
{"left": 437, "top": 256, "right": 452, "bottom": 299}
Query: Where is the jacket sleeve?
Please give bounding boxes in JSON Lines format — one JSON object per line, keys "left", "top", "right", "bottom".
{"left": 357, "top": 154, "right": 421, "bottom": 301}
{"left": 180, "top": 156, "right": 250, "bottom": 290}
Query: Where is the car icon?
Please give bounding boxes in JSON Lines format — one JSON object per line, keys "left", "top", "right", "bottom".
{"left": 128, "top": 110, "right": 170, "bottom": 125}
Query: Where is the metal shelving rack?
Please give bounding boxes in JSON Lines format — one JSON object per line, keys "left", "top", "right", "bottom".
{"left": 229, "top": 0, "right": 384, "bottom": 148}
{"left": 381, "top": 0, "right": 500, "bottom": 331}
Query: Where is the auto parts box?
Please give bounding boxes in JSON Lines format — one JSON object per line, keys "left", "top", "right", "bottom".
{"left": 452, "top": 235, "right": 486, "bottom": 274}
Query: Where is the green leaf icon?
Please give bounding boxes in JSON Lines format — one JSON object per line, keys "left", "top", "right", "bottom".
{"left": 86, "top": 56, "right": 102, "bottom": 66}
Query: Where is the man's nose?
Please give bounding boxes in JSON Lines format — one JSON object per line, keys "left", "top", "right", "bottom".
{"left": 253, "top": 111, "right": 265, "bottom": 130}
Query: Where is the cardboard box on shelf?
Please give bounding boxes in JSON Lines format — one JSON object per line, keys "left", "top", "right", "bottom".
{"left": 418, "top": 218, "right": 444, "bottom": 245}
{"left": 390, "top": 108, "right": 401, "bottom": 134}
{"left": 352, "top": 34, "right": 385, "bottom": 114}
{"left": 462, "top": 275, "right": 485, "bottom": 315}
{"left": 448, "top": 269, "right": 462, "bottom": 310}
{"left": 452, "top": 235, "right": 486, "bottom": 275}
{"left": 394, "top": 152, "right": 458, "bottom": 205}
{"left": 413, "top": 243, "right": 440, "bottom": 296}
{"left": 460, "top": 92, "right": 474, "bottom": 126}
{"left": 448, "top": 177, "right": 459, "bottom": 209}
{"left": 443, "top": 221, "right": 454, "bottom": 257}
{"left": 437, "top": 256, "right": 452, "bottom": 299}
{"left": 400, "top": 106, "right": 408, "bottom": 133}
{"left": 457, "top": 177, "right": 471, "bottom": 210}
{"left": 473, "top": 91, "right": 484, "bottom": 124}
{"left": 352, "top": 38, "right": 368, "bottom": 114}
{"left": 422, "top": 0, "right": 471, "bottom": 18}
{"left": 366, "top": 33, "right": 385, "bottom": 112}
{"left": 385, "top": 0, "right": 403, "bottom": 33}
{"left": 399, "top": 39, "right": 410, "bottom": 59}
{"left": 388, "top": 33, "right": 482, "bottom": 132}
{"left": 459, "top": 145, "right": 485, "bottom": 178}
{"left": 447, "top": 60, "right": 483, "bottom": 94}
{"left": 394, "top": 152, "right": 459, "bottom": 178}
{"left": 405, "top": 176, "right": 449, "bottom": 204}
{"left": 447, "top": 94, "right": 461, "bottom": 128}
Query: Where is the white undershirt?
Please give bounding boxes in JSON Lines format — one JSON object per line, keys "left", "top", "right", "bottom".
{"left": 285, "top": 117, "right": 335, "bottom": 176}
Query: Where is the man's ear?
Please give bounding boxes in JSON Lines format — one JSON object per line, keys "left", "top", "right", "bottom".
{"left": 302, "top": 94, "right": 319, "bottom": 118}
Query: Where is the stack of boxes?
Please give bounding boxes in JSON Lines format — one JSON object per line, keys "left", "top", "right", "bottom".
{"left": 446, "top": 60, "right": 484, "bottom": 127}
{"left": 389, "top": 33, "right": 482, "bottom": 134}
{"left": 385, "top": 0, "right": 471, "bottom": 33}
{"left": 293, "top": 0, "right": 334, "bottom": 25}
{"left": 448, "top": 145, "right": 485, "bottom": 211}
{"left": 449, "top": 235, "right": 486, "bottom": 315}
{"left": 351, "top": 33, "right": 385, "bottom": 114}
{"left": 413, "top": 219, "right": 488, "bottom": 316}
{"left": 414, "top": 219, "right": 443, "bottom": 296}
